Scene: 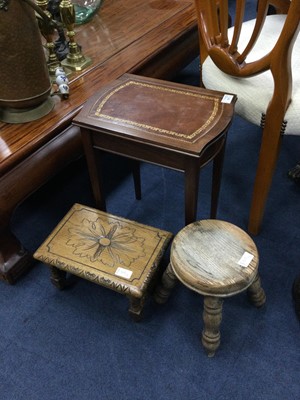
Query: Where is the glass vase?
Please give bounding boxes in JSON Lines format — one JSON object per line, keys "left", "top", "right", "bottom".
{"left": 73, "top": 0, "right": 103, "bottom": 25}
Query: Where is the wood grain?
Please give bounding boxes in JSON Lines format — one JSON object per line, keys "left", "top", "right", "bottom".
{"left": 0, "top": 0, "right": 198, "bottom": 174}
{"left": 0, "top": 0, "right": 199, "bottom": 283}
{"left": 33, "top": 203, "right": 172, "bottom": 319}
{"left": 170, "top": 219, "right": 259, "bottom": 296}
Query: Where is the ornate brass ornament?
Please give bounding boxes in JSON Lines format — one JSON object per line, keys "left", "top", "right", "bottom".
{"left": 0, "top": 0, "right": 54, "bottom": 123}
{"left": 0, "top": 0, "right": 91, "bottom": 122}
{"left": 0, "top": 0, "right": 10, "bottom": 11}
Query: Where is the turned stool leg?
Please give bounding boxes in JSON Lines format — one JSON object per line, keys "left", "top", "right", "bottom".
{"left": 247, "top": 274, "right": 266, "bottom": 307}
{"left": 202, "top": 296, "right": 223, "bottom": 357}
{"left": 153, "top": 263, "right": 178, "bottom": 304}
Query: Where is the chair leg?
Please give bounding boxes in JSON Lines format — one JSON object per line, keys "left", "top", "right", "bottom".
{"left": 248, "top": 123, "right": 283, "bottom": 235}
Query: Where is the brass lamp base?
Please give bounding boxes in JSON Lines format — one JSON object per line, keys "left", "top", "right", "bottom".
{"left": 0, "top": 97, "right": 55, "bottom": 124}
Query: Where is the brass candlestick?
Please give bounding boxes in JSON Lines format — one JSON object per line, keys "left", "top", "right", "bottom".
{"left": 59, "top": 0, "right": 92, "bottom": 71}
{"left": 35, "top": 0, "right": 61, "bottom": 78}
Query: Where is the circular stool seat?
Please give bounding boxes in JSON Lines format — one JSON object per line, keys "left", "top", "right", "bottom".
{"left": 154, "top": 219, "right": 266, "bottom": 356}
{"left": 171, "top": 219, "right": 260, "bottom": 296}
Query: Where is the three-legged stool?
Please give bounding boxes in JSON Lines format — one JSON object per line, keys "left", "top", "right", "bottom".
{"left": 154, "top": 219, "right": 266, "bottom": 356}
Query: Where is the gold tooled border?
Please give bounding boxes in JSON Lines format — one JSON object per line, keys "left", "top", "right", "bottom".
{"left": 94, "top": 81, "right": 219, "bottom": 142}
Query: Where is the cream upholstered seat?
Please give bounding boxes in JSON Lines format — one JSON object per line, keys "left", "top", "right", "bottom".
{"left": 195, "top": 0, "right": 300, "bottom": 234}
{"left": 202, "top": 14, "right": 300, "bottom": 135}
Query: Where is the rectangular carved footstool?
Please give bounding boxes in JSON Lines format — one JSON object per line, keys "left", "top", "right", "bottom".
{"left": 33, "top": 203, "right": 172, "bottom": 320}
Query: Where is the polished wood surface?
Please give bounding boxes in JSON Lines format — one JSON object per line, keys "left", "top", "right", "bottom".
{"left": 269, "top": 0, "right": 290, "bottom": 14}
{"left": 0, "top": 0, "right": 199, "bottom": 283}
{"left": 170, "top": 220, "right": 260, "bottom": 296}
{"left": 33, "top": 203, "right": 172, "bottom": 320}
{"left": 0, "top": 0, "right": 197, "bottom": 173}
{"left": 73, "top": 73, "right": 236, "bottom": 226}
{"left": 154, "top": 219, "right": 266, "bottom": 356}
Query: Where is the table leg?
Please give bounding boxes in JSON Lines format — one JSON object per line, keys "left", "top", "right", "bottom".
{"left": 129, "top": 160, "right": 142, "bottom": 200}
{"left": 184, "top": 160, "right": 200, "bottom": 225}
{"left": 50, "top": 266, "right": 68, "bottom": 290}
{"left": 128, "top": 296, "right": 145, "bottom": 321}
{"left": 81, "top": 129, "right": 107, "bottom": 211}
{"left": 81, "top": 130, "right": 142, "bottom": 209}
{"left": 210, "top": 137, "right": 226, "bottom": 218}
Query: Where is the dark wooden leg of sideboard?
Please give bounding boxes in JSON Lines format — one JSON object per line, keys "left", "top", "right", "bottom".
{"left": 0, "top": 125, "right": 83, "bottom": 284}
{"left": 0, "top": 228, "right": 32, "bottom": 284}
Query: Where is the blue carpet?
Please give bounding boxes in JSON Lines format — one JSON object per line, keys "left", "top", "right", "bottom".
{"left": 1, "top": 58, "right": 300, "bottom": 400}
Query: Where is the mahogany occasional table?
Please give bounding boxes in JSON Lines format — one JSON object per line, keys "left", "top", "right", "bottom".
{"left": 73, "top": 74, "right": 236, "bottom": 225}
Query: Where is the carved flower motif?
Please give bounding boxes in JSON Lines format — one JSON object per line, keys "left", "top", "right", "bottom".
{"left": 67, "top": 217, "right": 145, "bottom": 267}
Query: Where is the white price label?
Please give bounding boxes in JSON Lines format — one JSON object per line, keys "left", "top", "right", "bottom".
{"left": 238, "top": 252, "right": 254, "bottom": 268}
{"left": 115, "top": 267, "right": 133, "bottom": 280}
{"left": 221, "top": 94, "right": 234, "bottom": 104}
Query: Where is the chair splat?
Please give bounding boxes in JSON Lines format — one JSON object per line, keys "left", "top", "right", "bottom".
{"left": 194, "top": 0, "right": 300, "bottom": 234}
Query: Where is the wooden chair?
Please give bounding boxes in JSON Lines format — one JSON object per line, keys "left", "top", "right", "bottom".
{"left": 194, "top": 0, "right": 300, "bottom": 234}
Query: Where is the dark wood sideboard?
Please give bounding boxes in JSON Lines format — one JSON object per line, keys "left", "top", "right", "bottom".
{"left": 0, "top": 0, "right": 199, "bottom": 283}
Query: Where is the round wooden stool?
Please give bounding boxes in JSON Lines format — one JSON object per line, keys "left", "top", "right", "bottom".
{"left": 154, "top": 219, "right": 266, "bottom": 356}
